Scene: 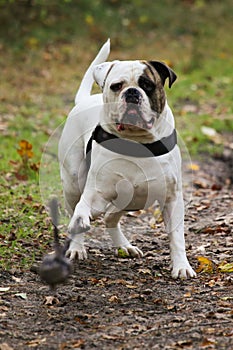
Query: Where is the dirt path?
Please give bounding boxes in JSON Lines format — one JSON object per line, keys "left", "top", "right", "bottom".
{"left": 0, "top": 157, "right": 232, "bottom": 350}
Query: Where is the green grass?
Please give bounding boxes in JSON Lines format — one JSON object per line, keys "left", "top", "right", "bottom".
{"left": 0, "top": 0, "right": 232, "bottom": 270}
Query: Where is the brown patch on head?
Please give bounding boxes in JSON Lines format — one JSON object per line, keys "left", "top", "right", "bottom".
{"left": 139, "top": 61, "right": 166, "bottom": 114}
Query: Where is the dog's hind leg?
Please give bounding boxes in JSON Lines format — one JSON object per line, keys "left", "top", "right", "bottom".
{"left": 104, "top": 208, "right": 143, "bottom": 258}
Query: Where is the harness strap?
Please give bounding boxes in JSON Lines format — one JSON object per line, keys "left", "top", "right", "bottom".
{"left": 86, "top": 124, "right": 177, "bottom": 169}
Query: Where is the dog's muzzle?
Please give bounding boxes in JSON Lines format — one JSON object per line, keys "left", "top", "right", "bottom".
{"left": 125, "top": 88, "right": 141, "bottom": 104}
{"left": 116, "top": 88, "right": 154, "bottom": 131}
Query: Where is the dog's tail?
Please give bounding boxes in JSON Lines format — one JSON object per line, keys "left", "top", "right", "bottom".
{"left": 74, "top": 39, "right": 110, "bottom": 104}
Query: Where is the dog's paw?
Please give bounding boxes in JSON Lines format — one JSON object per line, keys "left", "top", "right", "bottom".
{"left": 68, "top": 216, "right": 90, "bottom": 235}
{"left": 116, "top": 245, "right": 143, "bottom": 258}
{"left": 66, "top": 239, "right": 88, "bottom": 260}
{"left": 171, "top": 262, "right": 196, "bottom": 279}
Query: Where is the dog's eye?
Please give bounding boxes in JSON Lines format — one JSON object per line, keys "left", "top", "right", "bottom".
{"left": 139, "top": 77, "right": 155, "bottom": 95}
{"left": 110, "top": 82, "right": 123, "bottom": 92}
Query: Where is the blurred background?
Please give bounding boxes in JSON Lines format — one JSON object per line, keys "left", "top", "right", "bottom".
{"left": 0, "top": 0, "right": 232, "bottom": 157}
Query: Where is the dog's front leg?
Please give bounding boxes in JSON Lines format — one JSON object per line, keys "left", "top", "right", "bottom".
{"left": 67, "top": 190, "right": 108, "bottom": 260}
{"left": 66, "top": 199, "right": 91, "bottom": 260}
{"left": 162, "top": 192, "right": 196, "bottom": 279}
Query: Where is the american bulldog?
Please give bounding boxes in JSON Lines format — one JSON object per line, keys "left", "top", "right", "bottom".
{"left": 58, "top": 39, "right": 196, "bottom": 278}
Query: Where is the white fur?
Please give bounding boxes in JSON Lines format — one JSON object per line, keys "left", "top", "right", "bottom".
{"left": 58, "top": 40, "right": 196, "bottom": 279}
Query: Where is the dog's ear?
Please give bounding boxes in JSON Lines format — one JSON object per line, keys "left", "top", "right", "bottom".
{"left": 149, "top": 61, "right": 177, "bottom": 88}
{"left": 93, "top": 61, "right": 118, "bottom": 90}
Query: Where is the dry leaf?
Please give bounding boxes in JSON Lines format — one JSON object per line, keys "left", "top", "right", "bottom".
{"left": 196, "top": 256, "right": 214, "bottom": 273}
{"left": 193, "top": 180, "right": 209, "bottom": 189}
{"left": 108, "top": 295, "right": 120, "bottom": 303}
{"left": 149, "top": 217, "right": 157, "bottom": 229}
{"left": 127, "top": 210, "right": 145, "bottom": 217}
{"left": 44, "top": 296, "right": 59, "bottom": 305}
{"left": 218, "top": 261, "right": 233, "bottom": 273}
{"left": 126, "top": 284, "right": 138, "bottom": 289}
{"left": 175, "top": 339, "right": 193, "bottom": 347}
{"left": 117, "top": 248, "right": 129, "bottom": 258}
{"left": 153, "top": 208, "right": 163, "bottom": 223}
{"left": 68, "top": 339, "right": 85, "bottom": 348}
{"left": 201, "top": 126, "right": 222, "bottom": 144}
{"left": 11, "top": 276, "right": 22, "bottom": 283}
{"left": 26, "top": 338, "right": 46, "bottom": 347}
{"left": 0, "top": 287, "right": 10, "bottom": 292}
{"left": 187, "top": 163, "right": 200, "bottom": 171}
{"left": 208, "top": 279, "right": 216, "bottom": 287}
{"left": 138, "top": 268, "right": 152, "bottom": 275}
{"left": 17, "top": 140, "right": 34, "bottom": 159}
{"left": 201, "top": 337, "right": 217, "bottom": 347}
{"left": 102, "top": 334, "right": 119, "bottom": 340}
{"left": 15, "top": 293, "right": 27, "bottom": 300}
{"left": 166, "top": 304, "right": 176, "bottom": 311}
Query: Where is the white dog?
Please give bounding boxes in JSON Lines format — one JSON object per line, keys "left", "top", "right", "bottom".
{"left": 58, "top": 40, "right": 196, "bottom": 279}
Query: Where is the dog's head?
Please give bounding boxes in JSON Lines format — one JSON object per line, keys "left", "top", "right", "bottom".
{"left": 93, "top": 60, "right": 176, "bottom": 137}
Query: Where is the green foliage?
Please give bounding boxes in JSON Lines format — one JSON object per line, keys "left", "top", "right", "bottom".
{"left": 1, "top": 0, "right": 233, "bottom": 62}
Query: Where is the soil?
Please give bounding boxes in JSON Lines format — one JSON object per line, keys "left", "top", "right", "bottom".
{"left": 0, "top": 156, "right": 232, "bottom": 350}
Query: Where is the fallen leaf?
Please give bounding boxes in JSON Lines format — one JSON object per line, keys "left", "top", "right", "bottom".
{"left": 201, "top": 126, "right": 217, "bottom": 138}
{"left": 196, "top": 205, "right": 209, "bottom": 212}
{"left": 30, "top": 162, "right": 40, "bottom": 172}
{"left": 201, "top": 126, "right": 222, "bottom": 144}
{"left": 149, "top": 217, "right": 157, "bottom": 229}
{"left": 85, "top": 14, "right": 94, "bottom": 25}
{"left": 126, "top": 284, "right": 138, "bottom": 289}
{"left": 43, "top": 296, "right": 59, "bottom": 305}
{"left": 202, "top": 227, "right": 215, "bottom": 234}
{"left": 60, "top": 339, "right": 85, "bottom": 348}
{"left": 26, "top": 37, "right": 39, "bottom": 48}
{"left": 108, "top": 295, "right": 120, "bottom": 303}
{"left": 196, "top": 256, "right": 214, "bottom": 273}
{"left": 193, "top": 180, "right": 209, "bottom": 189}
{"left": 208, "top": 279, "right": 216, "bottom": 287}
{"left": 11, "top": 276, "right": 22, "bottom": 283}
{"left": 138, "top": 268, "right": 152, "bottom": 275}
{"left": 26, "top": 338, "right": 46, "bottom": 347}
{"left": 201, "top": 337, "right": 217, "bottom": 347}
{"left": 220, "top": 296, "right": 233, "bottom": 301}
{"left": 17, "top": 140, "right": 34, "bottom": 159}
{"left": 0, "top": 287, "right": 10, "bottom": 292}
{"left": 175, "top": 339, "right": 193, "bottom": 347}
{"left": 218, "top": 262, "right": 233, "bottom": 273}
{"left": 15, "top": 293, "right": 27, "bottom": 300}
{"left": 166, "top": 304, "right": 176, "bottom": 311}
{"left": 117, "top": 248, "right": 129, "bottom": 258}
{"left": 127, "top": 210, "right": 145, "bottom": 217}
{"left": 102, "top": 334, "right": 119, "bottom": 340}
{"left": 153, "top": 208, "right": 163, "bottom": 223}
{"left": 211, "top": 183, "right": 222, "bottom": 191}
{"left": 71, "top": 339, "right": 85, "bottom": 348}
{"left": 187, "top": 163, "right": 200, "bottom": 171}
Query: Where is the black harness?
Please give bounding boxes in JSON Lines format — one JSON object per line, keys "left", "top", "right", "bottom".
{"left": 86, "top": 124, "right": 177, "bottom": 169}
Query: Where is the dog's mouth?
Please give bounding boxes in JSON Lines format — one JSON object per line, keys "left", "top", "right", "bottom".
{"left": 116, "top": 106, "right": 154, "bottom": 132}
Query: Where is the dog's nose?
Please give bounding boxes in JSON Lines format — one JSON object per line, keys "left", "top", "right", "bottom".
{"left": 125, "top": 88, "right": 141, "bottom": 104}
